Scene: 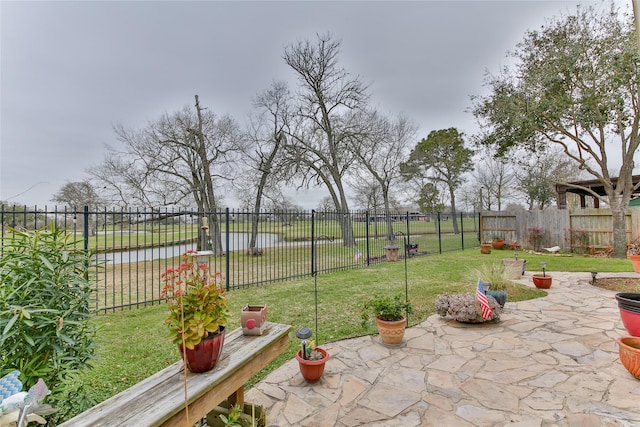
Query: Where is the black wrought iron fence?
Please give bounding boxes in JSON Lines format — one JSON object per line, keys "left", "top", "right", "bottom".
{"left": 0, "top": 205, "right": 479, "bottom": 311}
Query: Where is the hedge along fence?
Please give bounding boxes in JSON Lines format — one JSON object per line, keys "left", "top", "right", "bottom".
{"left": 480, "top": 207, "right": 640, "bottom": 254}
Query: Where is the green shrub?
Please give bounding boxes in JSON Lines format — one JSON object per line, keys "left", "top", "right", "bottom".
{"left": 0, "top": 225, "right": 97, "bottom": 422}
{"left": 361, "top": 294, "right": 412, "bottom": 324}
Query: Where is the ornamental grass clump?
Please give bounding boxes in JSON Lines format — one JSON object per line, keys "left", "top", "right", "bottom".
{"left": 161, "top": 251, "right": 230, "bottom": 350}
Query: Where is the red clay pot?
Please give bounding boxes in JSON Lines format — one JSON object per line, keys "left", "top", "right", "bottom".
{"left": 296, "top": 348, "right": 329, "bottom": 383}
{"left": 492, "top": 239, "right": 505, "bottom": 250}
{"left": 617, "top": 336, "right": 640, "bottom": 379}
{"left": 532, "top": 274, "right": 552, "bottom": 289}
{"left": 628, "top": 255, "right": 640, "bottom": 273}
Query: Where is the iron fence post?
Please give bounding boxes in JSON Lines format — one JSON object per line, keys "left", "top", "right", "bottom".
{"left": 460, "top": 211, "right": 465, "bottom": 250}
{"left": 225, "top": 208, "right": 230, "bottom": 292}
{"left": 311, "top": 210, "right": 316, "bottom": 275}
{"left": 365, "top": 211, "right": 370, "bottom": 266}
{"left": 437, "top": 212, "right": 442, "bottom": 254}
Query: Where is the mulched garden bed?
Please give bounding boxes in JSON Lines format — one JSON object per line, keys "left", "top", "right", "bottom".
{"left": 592, "top": 277, "right": 640, "bottom": 293}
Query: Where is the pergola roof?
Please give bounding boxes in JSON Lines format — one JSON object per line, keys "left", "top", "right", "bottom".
{"left": 555, "top": 175, "right": 640, "bottom": 209}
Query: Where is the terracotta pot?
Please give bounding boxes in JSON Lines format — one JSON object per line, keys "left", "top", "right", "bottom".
{"left": 480, "top": 244, "right": 492, "bottom": 254}
{"left": 628, "top": 255, "right": 640, "bottom": 273}
{"left": 375, "top": 316, "right": 406, "bottom": 346}
{"left": 492, "top": 239, "right": 505, "bottom": 250}
{"left": 532, "top": 274, "right": 552, "bottom": 289}
{"left": 241, "top": 304, "right": 267, "bottom": 336}
{"left": 296, "top": 348, "right": 329, "bottom": 383}
{"left": 617, "top": 336, "right": 640, "bottom": 379}
{"left": 179, "top": 327, "right": 225, "bottom": 373}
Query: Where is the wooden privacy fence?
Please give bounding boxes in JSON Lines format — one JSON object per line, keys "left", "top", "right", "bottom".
{"left": 480, "top": 207, "right": 640, "bottom": 253}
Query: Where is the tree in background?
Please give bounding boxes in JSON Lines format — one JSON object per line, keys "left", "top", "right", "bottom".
{"left": 402, "top": 128, "right": 474, "bottom": 234}
{"left": 92, "top": 95, "right": 244, "bottom": 255}
{"left": 472, "top": 4, "right": 640, "bottom": 257}
{"left": 283, "top": 33, "right": 370, "bottom": 247}
{"left": 240, "top": 81, "right": 292, "bottom": 250}
{"left": 473, "top": 153, "right": 517, "bottom": 211}
{"left": 514, "top": 147, "right": 579, "bottom": 210}
{"left": 51, "top": 180, "right": 102, "bottom": 209}
{"left": 350, "top": 111, "right": 417, "bottom": 241}
{"left": 416, "top": 182, "right": 446, "bottom": 214}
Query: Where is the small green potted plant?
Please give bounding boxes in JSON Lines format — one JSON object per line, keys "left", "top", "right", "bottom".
{"left": 362, "top": 294, "right": 412, "bottom": 346}
{"left": 161, "top": 250, "right": 230, "bottom": 373}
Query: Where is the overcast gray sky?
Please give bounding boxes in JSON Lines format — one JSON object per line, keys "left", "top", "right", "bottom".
{"left": 1, "top": 0, "right": 609, "bottom": 208}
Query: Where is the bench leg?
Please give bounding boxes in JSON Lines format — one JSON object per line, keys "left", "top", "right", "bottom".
{"left": 227, "top": 386, "right": 244, "bottom": 408}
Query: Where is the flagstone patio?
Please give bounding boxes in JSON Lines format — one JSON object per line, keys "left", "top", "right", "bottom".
{"left": 246, "top": 272, "right": 640, "bottom": 427}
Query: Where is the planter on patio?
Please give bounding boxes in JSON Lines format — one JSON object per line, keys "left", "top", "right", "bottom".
{"left": 615, "top": 293, "right": 640, "bottom": 337}
{"left": 617, "top": 336, "right": 640, "bottom": 380}
{"left": 629, "top": 255, "right": 640, "bottom": 273}
{"left": 296, "top": 348, "right": 329, "bottom": 383}
{"left": 532, "top": 274, "right": 552, "bottom": 289}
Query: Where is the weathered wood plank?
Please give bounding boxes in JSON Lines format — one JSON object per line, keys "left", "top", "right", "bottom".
{"left": 59, "top": 322, "right": 291, "bottom": 427}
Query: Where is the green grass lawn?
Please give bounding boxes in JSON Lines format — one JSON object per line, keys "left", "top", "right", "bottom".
{"left": 70, "top": 249, "right": 633, "bottom": 419}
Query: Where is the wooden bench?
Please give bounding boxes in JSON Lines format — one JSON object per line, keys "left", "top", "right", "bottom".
{"left": 59, "top": 322, "right": 291, "bottom": 427}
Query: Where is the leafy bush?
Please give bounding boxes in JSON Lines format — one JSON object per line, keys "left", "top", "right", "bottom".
{"left": 567, "top": 228, "right": 589, "bottom": 254}
{"left": 361, "top": 294, "right": 412, "bottom": 324}
{"left": 0, "top": 225, "right": 97, "bottom": 422}
{"left": 527, "top": 227, "right": 544, "bottom": 251}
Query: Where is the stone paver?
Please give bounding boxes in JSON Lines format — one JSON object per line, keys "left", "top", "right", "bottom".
{"left": 246, "top": 272, "right": 640, "bottom": 426}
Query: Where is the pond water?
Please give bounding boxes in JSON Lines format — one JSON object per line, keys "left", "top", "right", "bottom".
{"left": 99, "top": 232, "right": 285, "bottom": 264}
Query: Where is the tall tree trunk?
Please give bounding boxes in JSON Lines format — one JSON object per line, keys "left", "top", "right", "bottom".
{"left": 610, "top": 195, "right": 630, "bottom": 258}
{"left": 450, "top": 188, "right": 460, "bottom": 234}
{"left": 194, "top": 95, "right": 224, "bottom": 256}
{"left": 382, "top": 185, "right": 394, "bottom": 242}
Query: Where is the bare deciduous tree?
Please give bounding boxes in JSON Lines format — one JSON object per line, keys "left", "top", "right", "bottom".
{"left": 283, "top": 33, "right": 370, "bottom": 247}
{"left": 350, "top": 111, "right": 416, "bottom": 241}
{"left": 91, "top": 95, "right": 243, "bottom": 255}
{"left": 240, "top": 81, "right": 292, "bottom": 250}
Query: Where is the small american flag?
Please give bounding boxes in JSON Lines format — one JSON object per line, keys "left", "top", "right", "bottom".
{"left": 354, "top": 249, "right": 363, "bottom": 262}
{"left": 476, "top": 279, "right": 493, "bottom": 320}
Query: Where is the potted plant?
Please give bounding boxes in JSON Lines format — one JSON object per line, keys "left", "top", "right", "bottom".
{"left": 161, "top": 250, "right": 230, "bottom": 373}
{"left": 295, "top": 328, "right": 329, "bottom": 383}
{"left": 491, "top": 235, "right": 505, "bottom": 250}
{"left": 471, "top": 262, "right": 510, "bottom": 307}
{"left": 480, "top": 242, "right": 492, "bottom": 254}
{"left": 362, "top": 294, "right": 412, "bottom": 346}
{"left": 628, "top": 240, "right": 640, "bottom": 273}
{"left": 532, "top": 262, "right": 552, "bottom": 289}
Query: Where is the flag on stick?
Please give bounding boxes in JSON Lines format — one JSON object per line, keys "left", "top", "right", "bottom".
{"left": 476, "top": 279, "right": 493, "bottom": 320}
{"left": 354, "top": 249, "right": 363, "bottom": 262}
